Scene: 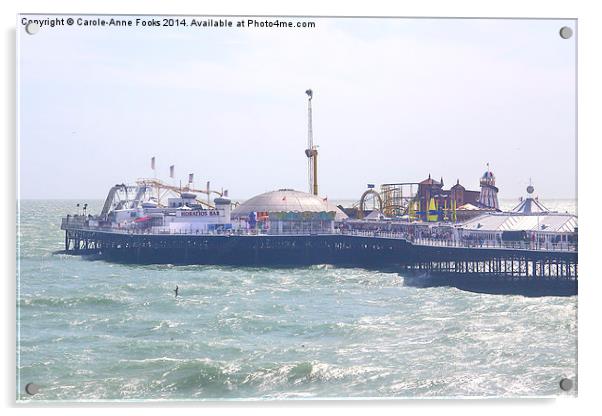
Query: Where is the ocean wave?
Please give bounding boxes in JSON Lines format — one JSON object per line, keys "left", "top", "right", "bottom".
{"left": 20, "top": 294, "right": 127, "bottom": 308}
{"left": 120, "top": 356, "right": 190, "bottom": 364}
{"left": 150, "top": 320, "right": 183, "bottom": 331}
{"left": 242, "top": 361, "right": 385, "bottom": 391}
{"left": 308, "top": 264, "right": 335, "bottom": 270}
{"left": 105, "top": 357, "right": 388, "bottom": 398}
{"left": 135, "top": 357, "right": 240, "bottom": 396}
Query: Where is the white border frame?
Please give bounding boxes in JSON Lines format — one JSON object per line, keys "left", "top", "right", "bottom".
{"left": 3, "top": 1, "right": 600, "bottom": 415}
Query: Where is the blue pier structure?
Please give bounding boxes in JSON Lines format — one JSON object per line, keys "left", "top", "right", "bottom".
{"left": 60, "top": 184, "right": 577, "bottom": 296}
{"left": 60, "top": 223, "right": 577, "bottom": 297}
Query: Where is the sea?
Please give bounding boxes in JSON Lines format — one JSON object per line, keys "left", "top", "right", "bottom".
{"left": 16, "top": 199, "right": 577, "bottom": 401}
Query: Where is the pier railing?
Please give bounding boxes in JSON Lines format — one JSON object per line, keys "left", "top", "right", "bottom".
{"left": 341, "top": 230, "right": 577, "bottom": 252}
{"left": 414, "top": 236, "right": 576, "bottom": 252}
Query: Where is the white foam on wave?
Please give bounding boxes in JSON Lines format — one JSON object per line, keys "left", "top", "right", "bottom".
{"left": 150, "top": 320, "right": 183, "bottom": 331}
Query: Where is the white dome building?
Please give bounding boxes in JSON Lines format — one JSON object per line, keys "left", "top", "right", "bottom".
{"left": 231, "top": 189, "right": 347, "bottom": 234}
{"left": 232, "top": 189, "right": 347, "bottom": 220}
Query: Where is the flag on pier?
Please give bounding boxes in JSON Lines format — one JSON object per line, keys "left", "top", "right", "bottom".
{"left": 188, "top": 173, "right": 194, "bottom": 184}
{"left": 170, "top": 165, "right": 175, "bottom": 178}
{"left": 151, "top": 157, "right": 156, "bottom": 170}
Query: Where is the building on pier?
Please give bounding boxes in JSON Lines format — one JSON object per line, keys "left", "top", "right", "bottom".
{"left": 459, "top": 184, "right": 576, "bottom": 248}
{"left": 414, "top": 167, "right": 500, "bottom": 222}
{"left": 69, "top": 184, "right": 350, "bottom": 236}
{"left": 231, "top": 189, "right": 347, "bottom": 234}
{"left": 511, "top": 182, "right": 550, "bottom": 214}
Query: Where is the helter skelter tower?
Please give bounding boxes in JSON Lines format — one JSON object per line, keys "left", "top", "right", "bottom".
{"left": 478, "top": 162, "right": 500, "bottom": 210}
{"left": 304, "top": 89, "right": 319, "bottom": 195}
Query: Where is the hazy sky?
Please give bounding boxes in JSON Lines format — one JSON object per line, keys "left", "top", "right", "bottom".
{"left": 18, "top": 16, "right": 576, "bottom": 200}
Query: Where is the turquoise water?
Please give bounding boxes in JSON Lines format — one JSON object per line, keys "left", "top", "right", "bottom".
{"left": 17, "top": 200, "right": 577, "bottom": 401}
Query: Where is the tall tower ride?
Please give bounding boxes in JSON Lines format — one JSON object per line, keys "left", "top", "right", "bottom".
{"left": 304, "top": 89, "right": 318, "bottom": 195}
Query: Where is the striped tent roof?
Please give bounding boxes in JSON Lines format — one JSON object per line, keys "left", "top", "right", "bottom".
{"left": 460, "top": 212, "right": 577, "bottom": 233}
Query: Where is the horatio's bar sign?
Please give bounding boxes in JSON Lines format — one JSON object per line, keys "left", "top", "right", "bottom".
{"left": 179, "top": 210, "right": 221, "bottom": 217}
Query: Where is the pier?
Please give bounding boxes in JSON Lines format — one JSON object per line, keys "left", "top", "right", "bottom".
{"left": 61, "top": 217, "right": 577, "bottom": 296}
